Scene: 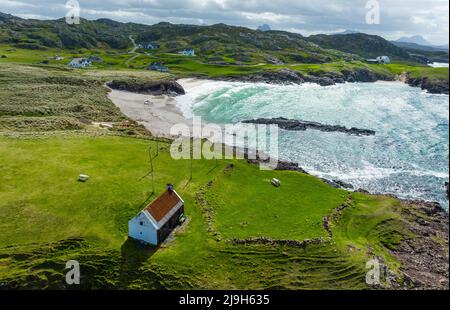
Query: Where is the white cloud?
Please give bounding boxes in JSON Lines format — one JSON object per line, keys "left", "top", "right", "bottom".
{"left": 0, "top": 0, "right": 35, "bottom": 8}
{"left": 241, "top": 12, "right": 299, "bottom": 23}
{"left": 15, "top": 13, "right": 54, "bottom": 20}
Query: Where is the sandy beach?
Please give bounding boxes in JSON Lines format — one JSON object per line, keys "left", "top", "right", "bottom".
{"left": 107, "top": 78, "right": 206, "bottom": 138}
{"left": 107, "top": 78, "right": 258, "bottom": 159}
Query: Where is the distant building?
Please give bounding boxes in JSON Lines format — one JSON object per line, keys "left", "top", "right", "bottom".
{"left": 128, "top": 185, "right": 185, "bottom": 246}
{"left": 137, "top": 43, "right": 159, "bottom": 50}
{"left": 148, "top": 62, "right": 169, "bottom": 72}
{"left": 68, "top": 58, "right": 91, "bottom": 68}
{"left": 180, "top": 48, "right": 195, "bottom": 56}
{"left": 146, "top": 43, "right": 159, "bottom": 50}
{"left": 367, "top": 56, "right": 391, "bottom": 64}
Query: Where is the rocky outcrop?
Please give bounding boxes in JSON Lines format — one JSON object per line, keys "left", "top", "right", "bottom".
{"left": 217, "top": 67, "right": 449, "bottom": 95}
{"left": 218, "top": 67, "right": 394, "bottom": 86}
{"left": 391, "top": 200, "right": 449, "bottom": 290}
{"left": 242, "top": 117, "right": 376, "bottom": 136}
{"left": 407, "top": 77, "right": 449, "bottom": 95}
{"left": 321, "top": 179, "right": 355, "bottom": 189}
{"left": 107, "top": 79, "right": 185, "bottom": 96}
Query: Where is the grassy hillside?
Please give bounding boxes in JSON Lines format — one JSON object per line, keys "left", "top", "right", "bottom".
{"left": 0, "top": 62, "right": 447, "bottom": 289}
{"left": 0, "top": 13, "right": 351, "bottom": 65}
{"left": 307, "top": 33, "right": 413, "bottom": 61}
{"left": 0, "top": 62, "right": 168, "bottom": 133}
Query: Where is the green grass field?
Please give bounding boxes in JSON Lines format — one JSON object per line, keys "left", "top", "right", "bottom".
{"left": 1, "top": 134, "right": 403, "bottom": 289}
{"left": 0, "top": 59, "right": 445, "bottom": 290}
{"left": 205, "top": 164, "right": 347, "bottom": 240}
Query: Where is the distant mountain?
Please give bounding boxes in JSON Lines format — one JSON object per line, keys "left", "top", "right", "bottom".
{"left": 391, "top": 41, "right": 448, "bottom": 63}
{"left": 257, "top": 24, "right": 271, "bottom": 32}
{"left": 334, "top": 30, "right": 360, "bottom": 35}
{"left": 307, "top": 33, "right": 412, "bottom": 61}
{"left": 392, "top": 41, "right": 448, "bottom": 52}
{"left": 396, "top": 35, "right": 432, "bottom": 46}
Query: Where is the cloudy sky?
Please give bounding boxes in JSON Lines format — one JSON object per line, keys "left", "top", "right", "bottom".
{"left": 1, "top": 0, "right": 448, "bottom": 45}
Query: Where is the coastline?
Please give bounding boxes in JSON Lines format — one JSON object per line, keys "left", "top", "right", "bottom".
{"left": 106, "top": 78, "right": 449, "bottom": 207}
{"left": 211, "top": 68, "right": 449, "bottom": 95}
{"left": 106, "top": 84, "right": 189, "bottom": 139}
{"left": 106, "top": 79, "right": 448, "bottom": 289}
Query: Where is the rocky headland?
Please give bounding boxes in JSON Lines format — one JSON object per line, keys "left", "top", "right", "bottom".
{"left": 242, "top": 117, "right": 376, "bottom": 136}
{"left": 216, "top": 68, "right": 449, "bottom": 94}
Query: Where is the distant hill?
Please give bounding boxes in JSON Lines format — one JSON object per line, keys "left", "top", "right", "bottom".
{"left": 334, "top": 30, "right": 360, "bottom": 35}
{"left": 257, "top": 24, "right": 271, "bottom": 32}
{"left": 392, "top": 41, "right": 448, "bottom": 52}
{"left": 0, "top": 14, "right": 141, "bottom": 49}
{"left": 307, "top": 33, "right": 412, "bottom": 61}
{"left": 391, "top": 41, "right": 449, "bottom": 63}
{"left": 395, "top": 35, "right": 448, "bottom": 51}
{"left": 396, "top": 35, "right": 432, "bottom": 46}
{"left": 1, "top": 11, "right": 433, "bottom": 65}
{"left": 0, "top": 12, "right": 357, "bottom": 64}
{"left": 0, "top": 12, "right": 18, "bottom": 22}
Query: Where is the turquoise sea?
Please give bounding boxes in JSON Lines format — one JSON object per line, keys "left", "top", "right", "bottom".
{"left": 176, "top": 81, "right": 449, "bottom": 208}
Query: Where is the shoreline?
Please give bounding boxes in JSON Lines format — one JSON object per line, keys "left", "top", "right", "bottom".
{"left": 106, "top": 84, "right": 190, "bottom": 139}
{"left": 210, "top": 69, "right": 449, "bottom": 95}
{"left": 106, "top": 78, "right": 449, "bottom": 209}
{"left": 106, "top": 79, "right": 449, "bottom": 288}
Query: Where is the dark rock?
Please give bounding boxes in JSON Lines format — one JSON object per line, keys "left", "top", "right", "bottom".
{"left": 219, "top": 68, "right": 305, "bottom": 84}
{"left": 321, "top": 178, "right": 340, "bottom": 188}
{"left": 275, "top": 161, "right": 308, "bottom": 174}
{"left": 242, "top": 117, "right": 376, "bottom": 136}
{"left": 405, "top": 72, "right": 449, "bottom": 95}
{"left": 107, "top": 79, "right": 185, "bottom": 96}
{"left": 304, "top": 75, "right": 336, "bottom": 86}
{"left": 333, "top": 180, "right": 354, "bottom": 189}
{"left": 356, "top": 188, "right": 370, "bottom": 194}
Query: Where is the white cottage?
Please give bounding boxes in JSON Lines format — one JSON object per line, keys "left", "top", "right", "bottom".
{"left": 366, "top": 55, "right": 391, "bottom": 64}
{"left": 180, "top": 48, "right": 195, "bottom": 56}
{"left": 128, "top": 185, "right": 185, "bottom": 246}
{"left": 68, "top": 58, "right": 92, "bottom": 68}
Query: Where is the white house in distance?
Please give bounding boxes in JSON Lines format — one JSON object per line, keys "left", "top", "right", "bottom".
{"left": 128, "top": 185, "right": 185, "bottom": 246}
{"left": 366, "top": 55, "right": 391, "bottom": 64}
{"left": 180, "top": 48, "right": 195, "bottom": 56}
{"left": 68, "top": 58, "right": 92, "bottom": 68}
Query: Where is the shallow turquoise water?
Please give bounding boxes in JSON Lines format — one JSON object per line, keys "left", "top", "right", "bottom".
{"left": 176, "top": 81, "right": 449, "bottom": 207}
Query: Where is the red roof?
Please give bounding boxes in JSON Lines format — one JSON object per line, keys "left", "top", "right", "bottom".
{"left": 145, "top": 190, "right": 182, "bottom": 222}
